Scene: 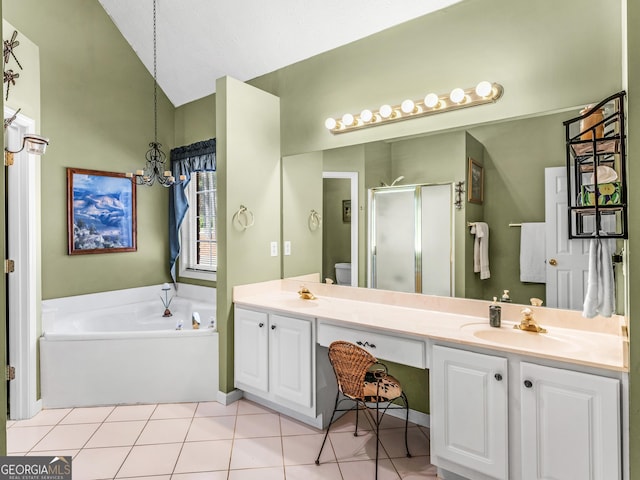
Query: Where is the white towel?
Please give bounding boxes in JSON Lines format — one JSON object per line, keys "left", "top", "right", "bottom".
{"left": 519, "top": 223, "right": 546, "bottom": 283}
{"left": 582, "top": 235, "right": 615, "bottom": 318}
{"left": 471, "top": 222, "right": 490, "bottom": 280}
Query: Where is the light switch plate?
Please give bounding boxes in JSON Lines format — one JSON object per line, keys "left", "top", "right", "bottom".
{"left": 270, "top": 241, "right": 278, "bottom": 257}
{"left": 284, "top": 241, "right": 291, "bottom": 256}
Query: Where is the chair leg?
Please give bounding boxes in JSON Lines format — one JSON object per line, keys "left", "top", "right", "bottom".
{"left": 375, "top": 399, "right": 380, "bottom": 480}
{"left": 402, "top": 392, "right": 411, "bottom": 458}
{"left": 316, "top": 391, "right": 340, "bottom": 466}
{"left": 354, "top": 401, "right": 359, "bottom": 437}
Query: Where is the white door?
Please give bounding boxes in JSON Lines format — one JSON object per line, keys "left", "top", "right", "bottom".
{"left": 431, "top": 345, "right": 508, "bottom": 480}
{"left": 269, "top": 314, "right": 312, "bottom": 408}
{"left": 545, "top": 167, "right": 589, "bottom": 309}
{"left": 234, "top": 308, "right": 269, "bottom": 392}
{"left": 520, "top": 362, "right": 621, "bottom": 480}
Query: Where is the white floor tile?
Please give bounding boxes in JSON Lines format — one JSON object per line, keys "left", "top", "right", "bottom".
{"left": 236, "top": 400, "right": 276, "bottom": 415}
{"left": 12, "top": 408, "right": 71, "bottom": 427}
{"left": 7, "top": 425, "right": 53, "bottom": 453}
{"left": 338, "top": 458, "right": 400, "bottom": 480}
{"left": 282, "top": 433, "right": 336, "bottom": 466}
{"left": 33, "top": 423, "right": 101, "bottom": 451}
{"left": 195, "top": 401, "right": 238, "bottom": 417}
{"left": 72, "top": 446, "right": 131, "bottom": 480}
{"left": 391, "top": 455, "right": 439, "bottom": 479}
{"left": 173, "top": 439, "right": 233, "bottom": 473}
{"left": 107, "top": 404, "right": 157, "bottom": 422}
{"left": 85, "top": 420, "right": 147, "bottom": 448}
{"left": 24, "top": 449, "right": 79, "bottom": 458}
{"left": 228, "top": 466, "right": 285, "bottom": 480}
{"left": 230, "top": 437, "right": 283, "bottom": 469}
{"left": 136, "top": 418, "right": 191, "bottom": 445}
{"left": 234, "top": 413, "right": 280, "bottom": 438}
{"left": 279, "top": 415, "right": 322, "bottom": 436}
{"left": 172, "top": 472, "right": 227, "bottom": 480}
{"left": 329, "top": 430, "right": 388, "bottom": 462}
{"left": 116, "top": 443, "right": 183, "bottom": 478}
{"left": 285, "top": 462, "right": 343, "bottom": 480}
{"left": 186, "top": 416, "right": 236, "bottom": 442}
{"left": 150, "top": 403, "right": 197, "bottom": 420}
{"left": 59, "top": 406, "right": 114, "bottom": 424}
{"left": 379, "top": 427, "right": 429, "bottom": 458}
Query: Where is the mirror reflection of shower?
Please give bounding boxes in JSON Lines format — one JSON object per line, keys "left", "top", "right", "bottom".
{"left": 380, "top": 175, "right": 405, "bottom": 187}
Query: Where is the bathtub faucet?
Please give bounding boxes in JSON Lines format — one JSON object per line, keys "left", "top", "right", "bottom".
{"left": 161, "top": 283, "right": 174, "bottom": 317}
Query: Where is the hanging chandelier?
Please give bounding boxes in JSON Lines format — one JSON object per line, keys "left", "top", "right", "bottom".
{"left": 127, "top": 0, "right": 178, "bottom": 187}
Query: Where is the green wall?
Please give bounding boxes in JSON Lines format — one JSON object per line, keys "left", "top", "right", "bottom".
{"left": 4, "top": 0, "right": 175, "bottom": 299}
{"left": 625, "top": 1, "right": 639, "bottom": 478}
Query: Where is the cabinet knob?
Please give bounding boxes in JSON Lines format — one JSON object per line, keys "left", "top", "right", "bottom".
{"left": 549, "top": 258, "right": 558, "bottom": 266}
{"left": 524, "top": 380, "right": 533, "bottom": 388}
{"left": 258, "top": 322, "right": 264, "bottom": 328}
{"left": 271, "top": 325, "right": 276, "bottom": 330}
{"left": 494, "top": 373, "right": 503, "bottom": 381}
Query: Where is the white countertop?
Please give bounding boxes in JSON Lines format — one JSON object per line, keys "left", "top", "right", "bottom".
{"left": 233, "top": 278, "right": 628, "bottom": 372}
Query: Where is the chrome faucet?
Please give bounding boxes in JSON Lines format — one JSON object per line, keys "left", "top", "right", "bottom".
{"left": 513, "top": 307, "right": 547, "bottom": 333}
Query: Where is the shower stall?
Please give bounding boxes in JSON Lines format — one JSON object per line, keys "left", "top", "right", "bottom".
{"left": 368, "top": 183, "right": 454, "bottom": 296}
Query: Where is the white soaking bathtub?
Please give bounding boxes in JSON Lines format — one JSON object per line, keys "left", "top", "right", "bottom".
{"left": 40, "top": 284, "right": 218, "bottom": 408}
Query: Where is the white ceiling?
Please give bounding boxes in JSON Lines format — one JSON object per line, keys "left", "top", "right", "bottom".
{"left": 98, "top": 0, "right": 463, "bottom": 107}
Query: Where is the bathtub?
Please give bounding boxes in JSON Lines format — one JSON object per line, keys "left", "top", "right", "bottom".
{"left": 40, "top": 284, "right": 218, "bottom": 408}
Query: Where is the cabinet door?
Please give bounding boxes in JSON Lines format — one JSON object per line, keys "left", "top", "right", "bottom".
{"left": 269, "top": 314, "right": 312, "bottom": 408}
{"left": 431, "top": 345, "right": 508, "bottom": 480}
{"left": 520, "top": 362, "right": 620, "bottom": 480}
{"left": 234, "top": 308, "right": 269, "bottom": 392}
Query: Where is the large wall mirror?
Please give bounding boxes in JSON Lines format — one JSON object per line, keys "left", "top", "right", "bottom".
{"left": 282, "top": 108, "right": 626, "bottom": 315}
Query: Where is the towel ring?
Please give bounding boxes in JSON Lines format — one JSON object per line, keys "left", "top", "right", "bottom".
{"left": 308, "top": 209, "right": 322, "bottom": 231}
{"left": 232, "top": 205, "right": 255, "bottom": 231}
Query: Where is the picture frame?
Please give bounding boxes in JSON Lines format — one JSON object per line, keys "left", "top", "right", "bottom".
{"left": 67, "top": 168, "right": 137, "bottom": 255}
{"left": 468, "top": 158, "right": 484, "bottom": 204}
{"left": 342, "top": 199, "right": 352, "bottom": 223}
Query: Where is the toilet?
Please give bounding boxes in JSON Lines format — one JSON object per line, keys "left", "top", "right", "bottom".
{"left": 335, "top": 263, "right": 352, "bottom": 285}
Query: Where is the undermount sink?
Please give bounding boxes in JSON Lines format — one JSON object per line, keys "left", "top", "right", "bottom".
{"left": 461, "top": 323, "right": 580, "bottom": 352}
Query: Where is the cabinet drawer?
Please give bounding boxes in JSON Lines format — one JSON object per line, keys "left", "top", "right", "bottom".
{"left": 317, "top": 322, "right": 426, "bottom": 368}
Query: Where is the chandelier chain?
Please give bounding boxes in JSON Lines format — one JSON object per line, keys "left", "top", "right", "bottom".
{"left": 153, "top": 0, "right": 158, "bottom": 144}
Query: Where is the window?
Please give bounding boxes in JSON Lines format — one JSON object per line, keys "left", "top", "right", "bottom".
{"left": 179, "top": 171, "right": 217, "bottom": 281}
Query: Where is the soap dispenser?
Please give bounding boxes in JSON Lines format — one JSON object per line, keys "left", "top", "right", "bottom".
{"left": 500, "top": 290, "right": 512, "bottom": 303}
{"left": 489, "top": 297, "right": 501, "bottom": 327}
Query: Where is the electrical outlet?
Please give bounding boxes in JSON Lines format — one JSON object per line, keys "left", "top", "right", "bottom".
{"left": 284, "top": 241, "right": 291, "bottom": 256}
{"left": 270, "top": 241, "right": 278, "bottom": 257}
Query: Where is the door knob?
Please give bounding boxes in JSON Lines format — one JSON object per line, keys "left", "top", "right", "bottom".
{"left": 549, "top": 258, "right": 558, "bottom": 266}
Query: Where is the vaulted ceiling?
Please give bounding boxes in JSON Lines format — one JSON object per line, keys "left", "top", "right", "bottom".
{"left": 98, "top": 0, "right": 463, "bottom": 107}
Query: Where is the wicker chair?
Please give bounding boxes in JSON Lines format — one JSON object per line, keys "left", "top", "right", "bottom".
{"left": 315, "top": 341, "right": 411, "bottom": 479}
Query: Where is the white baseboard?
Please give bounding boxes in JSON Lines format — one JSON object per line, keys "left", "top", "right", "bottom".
{"left": 217, "top": 389, "right": 243, "bottom": 406}
{"left": 384, "top": 406, "right": 430, "bottom": 428}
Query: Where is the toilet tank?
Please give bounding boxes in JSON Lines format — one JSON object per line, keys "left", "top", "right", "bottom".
{"left": 335, "top": 263, "right": 352, "bottom": 285}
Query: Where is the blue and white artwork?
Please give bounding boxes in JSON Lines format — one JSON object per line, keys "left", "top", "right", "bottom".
{"left": 69, "top": 169, "right": 136, "bottom": 253}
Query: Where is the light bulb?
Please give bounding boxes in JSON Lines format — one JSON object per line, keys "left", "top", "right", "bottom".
{"left": 401, "top": 99, "right": 415, "bottom": 114}
{"left": 424, "top": 93, "right": 439, "bottom": 108}
{"left": 475, "top": 81, "right": 493, "bottom": 98}
{"left": 450, "top": 88, "right": 465, "bottom": 104}
{"left": 379, "top": 104, "right": 393, "bottom": 119}
{"left": 341, "top": 113, "right": 355, "bottom": 127}
{"left": 324, "top": 117, "right": 337, "bottom": 130}
{"left": 361, "top": 109, "right": 373, "bottom": 122}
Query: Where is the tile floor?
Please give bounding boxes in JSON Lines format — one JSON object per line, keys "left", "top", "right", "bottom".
{"left": 7, "top": 399, "right": 439, "bottom": 479}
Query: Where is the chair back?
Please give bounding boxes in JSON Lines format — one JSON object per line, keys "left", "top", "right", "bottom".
{"left": 328, "top": 341, "right": 377, "bottom": 400}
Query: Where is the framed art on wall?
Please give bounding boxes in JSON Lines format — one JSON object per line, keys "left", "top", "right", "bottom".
{"left": 67, "top": 168, "right": 137, "bottom": 254}
{"left": 468, "top": 157, "right": 484, "bottom": 204}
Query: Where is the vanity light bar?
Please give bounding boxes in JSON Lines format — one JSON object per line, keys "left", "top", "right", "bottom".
{"left": 325, "top": 81, "right": 504, "bottom": 134}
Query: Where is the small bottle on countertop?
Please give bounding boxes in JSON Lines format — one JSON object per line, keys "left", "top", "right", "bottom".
{"left": 500, "top": 289, "right": 512, "bottom": 303}
{"left": 489, "top": 297, "right": 501, "bottom": 328}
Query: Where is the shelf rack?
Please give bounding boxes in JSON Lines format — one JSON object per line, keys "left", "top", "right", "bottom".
{"left": 563, "top": 91, "right": 627, "bottom": 239}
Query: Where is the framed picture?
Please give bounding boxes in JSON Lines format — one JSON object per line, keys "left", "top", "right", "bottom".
{"left": 468, "top": 158, "right": 484, "bottom": 204}
{"left": 67, "top": 168, "right": 137, "bottom": 255}
{"left": 342, "top": 199, "right": 351, "bottom": 223}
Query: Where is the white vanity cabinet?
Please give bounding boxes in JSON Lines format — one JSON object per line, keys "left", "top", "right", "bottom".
{"left": 234, "top": 307, "right": 313, "bottom": 412}
{"left": 431, "top": 345, "right": 509, "bottom": 480}
{"left": 520, "top": 362, "right": 621, "bottom": 480}
{"left": 431, "top": 344, "right": 622, "bottom": 480}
